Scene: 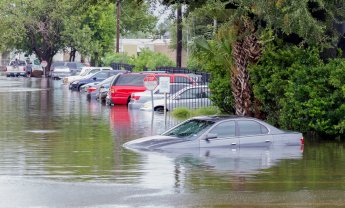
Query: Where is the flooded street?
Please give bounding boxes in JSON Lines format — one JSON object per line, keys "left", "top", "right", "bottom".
{"left": 1, "top": 77, "right": 345, "bottom": 207}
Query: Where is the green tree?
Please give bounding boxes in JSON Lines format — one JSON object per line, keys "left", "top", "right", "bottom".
{"left": 0, "top": 0, "right": 157, "bottom": 69}
{"left": 188, "top": 0, "right": 345, "bottom": 117}
{"left": 132, "top": 48, "right": 174, "bottom": 71}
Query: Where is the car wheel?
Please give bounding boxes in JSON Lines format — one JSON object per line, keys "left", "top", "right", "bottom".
{"left": 154, "top": 106, "right": 166, "bottom": 112}
{"left": 106, "top": 99, "right": 113, "bottom": 106}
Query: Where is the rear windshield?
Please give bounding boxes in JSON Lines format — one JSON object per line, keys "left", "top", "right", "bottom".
{"left": 113, "top": 74, "right": 147, "bottom": 86}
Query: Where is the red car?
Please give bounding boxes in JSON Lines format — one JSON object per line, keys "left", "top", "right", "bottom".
{"left": 106, "top": 73, "right": 195, "bottom": 105}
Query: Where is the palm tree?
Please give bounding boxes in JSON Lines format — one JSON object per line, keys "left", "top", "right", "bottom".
{"left": 231, "top": 19, "right": 261, "bottom": 116}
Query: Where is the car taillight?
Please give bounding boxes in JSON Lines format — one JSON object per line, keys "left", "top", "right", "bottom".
{"left": 300, "top": 136, "right": 304, "bottom": 145}
{"left": 131, "top": 95, "right": 140, "bottom": 100}
{"left": 87, "top": 87, "right": 96, "bottom": 93}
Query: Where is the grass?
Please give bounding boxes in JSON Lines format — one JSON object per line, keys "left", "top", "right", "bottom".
{"left": 171, "top": 106, "right": 222, "bottom": 120}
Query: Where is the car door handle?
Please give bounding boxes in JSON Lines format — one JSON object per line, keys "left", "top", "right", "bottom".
{"left": 265, "top": 140, "right": 271, "bottom": 143}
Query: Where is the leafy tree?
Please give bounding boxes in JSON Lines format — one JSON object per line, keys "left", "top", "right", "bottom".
{"left": 188, "top": 0, "right": 345, "bottom": 117}
{"left": 250, "top": 45, "right": 345, "bottom": 137}
{"left": 102, "top": 52, "right": 134, "bottom": 66}
{"left": 132, "top": 48, "right": 174, "bottom": 71}
{"left": 0, "top": 0, "right": 157, "bottom": 70}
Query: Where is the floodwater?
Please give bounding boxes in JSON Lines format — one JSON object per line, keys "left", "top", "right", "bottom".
{"left": 0, "top": 77, "right": 345, "bottom": 208}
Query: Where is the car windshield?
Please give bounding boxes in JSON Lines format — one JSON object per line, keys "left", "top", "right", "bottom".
{"left": 82, "top": 73, "right": 95, "bottom": 79}
{"left": 79, "top": 69, "right": 91, "bottom": 76}
{"left": 162, "top": 119, "right": 215, "bottom": 139}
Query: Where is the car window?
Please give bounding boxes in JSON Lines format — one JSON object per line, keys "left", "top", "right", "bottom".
{"left": 76, "top": 63, "right": 85, "bottom": 68}
{"left": 171, "top": 84, "right": 189, "bottom": 94}
{"left": 238, "top": 120, "right": 268, "bottom": 136}
{"left": 94, "top": 72, "right": 109, "bottom": 79}
{"left": 33, "top": 59, "right": 40, "bottom": 65}
{"left": 67, "top": 63, "right": 77, "bottom": 69}
{"left": 89, "top": 69, "right": 100, "bottom": 74}
{"left": 209, "top": 121, "right": 236, "bottom": 138}
{"left": 174, "top": 76, "right": 193, "bottom": 84}
{"left": 179, "top": 88, "right": 204, "bottom": 99}
{"left": 162, "top": 119, "right": 215, "bottom": 139}
{"left": 114, "top": 74, "right": 146, "bottom": 86}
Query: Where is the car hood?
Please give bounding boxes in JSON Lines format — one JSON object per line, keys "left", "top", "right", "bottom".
{"left": 123, "top": 135, "right": 187, "bottom": 151}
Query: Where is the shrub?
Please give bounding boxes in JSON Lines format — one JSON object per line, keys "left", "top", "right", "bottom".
{"left": 171, "top": 107, "right": 191, "bottom": 119}
{"left": 188, "top": 39, "right": 234, "bottom": 114}
{"left": 172, "top": 106, "right": 221, "bottom": 119}
{"left": 132, "top": 48, "right": 174, "bottom": 71}
{"left": 250, "top": 45, "right": 345, "bottom": 137}
{"left": 101, "top": 52, "right": 134, "bottom": 66}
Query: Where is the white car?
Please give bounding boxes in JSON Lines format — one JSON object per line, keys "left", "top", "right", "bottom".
{"left": 5, "top": 60, "right": 27, "bottom": 77}
{"left": 128, "top": 83, "right": 191, "bottom": 109}
{"left": 63, "top": 67, "right": 113, "bottom": 84}
{"left": 141, "top": 85, "right": 212, "bottom": 112}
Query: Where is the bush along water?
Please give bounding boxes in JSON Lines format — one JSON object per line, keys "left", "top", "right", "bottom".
{"left": 250, "top": 45, "right": 345, "bottom": 139}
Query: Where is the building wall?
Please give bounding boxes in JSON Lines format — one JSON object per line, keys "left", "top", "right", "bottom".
{"left": 120, "top": 39, "right": 188, "bottom": 67}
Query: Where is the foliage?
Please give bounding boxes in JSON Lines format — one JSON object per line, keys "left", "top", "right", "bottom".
{"left": 0, "top": 0, "right": 157, "bottom": 68}
{"left": 250, "top": 45, "right": 345, "bottom": 137}
{"left": 188, "top": 26, "right": 236, "bottom": 113}
{"left": 102, "top": 52, "right": 134, "bottom": 66}
{"left": 172, "top": 106, "right": 221, "bottom": 119}
{"left": 132, "top": 49, "right": 174, "bottom": 71}
{"left": 171, "top": 107, "right": 192, "bottom": 119}
{"left": 64, "top": 1, "right": 117, "bottom": 65}
{"left": 120, "top": 1, "right": 157, "bottom": 36}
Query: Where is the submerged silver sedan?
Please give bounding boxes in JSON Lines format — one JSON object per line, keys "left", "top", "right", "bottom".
{"left": 123, "top": 116, "right": 304, "bottom": 151}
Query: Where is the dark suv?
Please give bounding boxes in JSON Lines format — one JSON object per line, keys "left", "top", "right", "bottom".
{"left": 106, "top": 73, "right": 195, "bottom": 105}
{"left": 70, "top": 70, "right": 127, "bottom": 91}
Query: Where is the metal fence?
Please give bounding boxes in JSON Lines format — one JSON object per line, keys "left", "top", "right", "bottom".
{"left": 110, "top": 63, "right": 135, "bottom": 72}
{"left": 144, "top": 66, "right": 213, "bottom": 112}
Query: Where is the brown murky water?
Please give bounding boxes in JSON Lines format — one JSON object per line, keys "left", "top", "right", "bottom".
{"left": 0, "top": 77, "right": 345, "bottom": 207}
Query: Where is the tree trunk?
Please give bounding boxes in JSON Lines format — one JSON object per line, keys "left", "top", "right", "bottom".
{"left": 231, "top": 34, "right": 261, "bottom": 116}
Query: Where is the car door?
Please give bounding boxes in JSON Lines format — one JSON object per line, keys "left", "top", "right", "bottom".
{"left": 200, "top": 121, "right": 239, "bottom": 149}
{"left": 237, "top": 120, "right": 272, "bottom": 147}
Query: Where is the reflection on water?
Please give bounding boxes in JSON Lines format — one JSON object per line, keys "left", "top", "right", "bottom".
{"left": 1, "top": 78, "right": 345, "bottom": 206}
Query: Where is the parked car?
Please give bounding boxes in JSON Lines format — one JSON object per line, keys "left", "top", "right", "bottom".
{"left": 123, "top": 115, "right": 304, "bottom": 151}
{"left": 106, "top": 73, "right": 196, "bottom": 106}
{"left": 51, "top": 66, "right": 71, "bottom": 79}
{"left": 70, "top": 70, "right": 127, "bottom": 91}
{"left": 50, "top": 61, "right": 86, "bottom": 79}
{"left": 86, "top": 74, "right": 120, "bottom": 101}
{"left": 63, "top": 66, "right": 113, "bottom": 84}
{"left": 79, "top": 82, "right": 100, "bottom": 93}
{"left": 128, "top": 83, "right": 191, "bottom": 109}
{"left": 5, "top": 60, "right": 27, "bottom": 77}
{"left": 141, "top": 85, "right": 212, "bottom": 112}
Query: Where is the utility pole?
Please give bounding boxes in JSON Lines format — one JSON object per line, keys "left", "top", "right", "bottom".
{"left": 116, "top": 0, "right": 121, "bottom": 53}
{"left": 176, "top": 3, "right": 182, "bottom": 68}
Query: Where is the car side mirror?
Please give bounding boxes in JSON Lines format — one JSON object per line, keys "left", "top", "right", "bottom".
{"left": 205, "top": 133, "right": 217, "bottom": 141}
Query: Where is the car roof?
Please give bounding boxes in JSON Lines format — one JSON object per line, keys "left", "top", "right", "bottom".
{"left": 192, "top": 115, "right": 258, "bottom": 122}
